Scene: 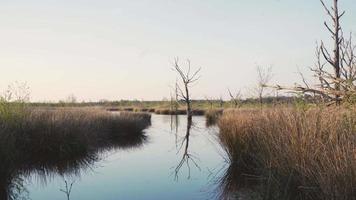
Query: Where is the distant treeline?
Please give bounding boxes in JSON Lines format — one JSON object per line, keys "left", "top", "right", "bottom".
{"left": 28, "top": 96, "right": 301, "bottom": 108}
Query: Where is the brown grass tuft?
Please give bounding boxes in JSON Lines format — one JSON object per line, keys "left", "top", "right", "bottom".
{"left": 205, "top": 109, "right": 223, "bottom": 126}
{"left": 218, "top": 107, "right": 356, "bottom": 199}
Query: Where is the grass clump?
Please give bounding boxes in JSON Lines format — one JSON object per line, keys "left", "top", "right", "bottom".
{"left": 0, "top": 106, "right": 151, "bottom": 168}
{"left": 5, "top": 108, "right": 151, "bottom": 160}
{"left": 205, "top": 109, "right": 223, "bottom": 126}
{"left": 154, "top": 109, "right": 186, "bottom": 115}
{"left": 0, "top": 105, "right": 151, "bottom": 198}
{"left": 154, "top": 108, "right": 205, "bottom": 116}
{"left": 218, "top": 107, "right": 356, "bottom": 200}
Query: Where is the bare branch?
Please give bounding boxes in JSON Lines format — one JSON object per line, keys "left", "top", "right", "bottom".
{"left": 172, "top": 58, "right": 202, "bottom": 118}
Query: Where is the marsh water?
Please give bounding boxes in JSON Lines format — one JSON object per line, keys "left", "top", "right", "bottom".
{"left": 12, "top": 114, "right": 231, "bottom": 200}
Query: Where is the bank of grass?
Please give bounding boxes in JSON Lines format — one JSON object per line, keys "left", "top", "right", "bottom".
{"left": 218, "top": 106, "right": 356, "bottom": 200}
{"left": 205, "top": 109, "right": 223, "bottom": 126}
{"left": 0, "top": 104, "right": 151, "bottom": 168}
{"left": 154, "top": 108, "right": 205, "bottom": 116}
{"left": 102, "top": 99, "right": 288, "bottom": 116}
{"left": 0, "top": 102, "right": 151, "bottom": 199}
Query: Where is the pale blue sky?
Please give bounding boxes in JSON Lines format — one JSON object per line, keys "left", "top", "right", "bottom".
{"left": 0, "top": 0, "right": 355, "bottom": 101}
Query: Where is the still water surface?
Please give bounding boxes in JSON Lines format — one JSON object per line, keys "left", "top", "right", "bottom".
{"left": 25, "top": 114, "right": 227, "bottom": 200}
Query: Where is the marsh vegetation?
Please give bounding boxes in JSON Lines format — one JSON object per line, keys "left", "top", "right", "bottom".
{"left": 0, "top": 114, "right": 223, "bottom": 200}
{"left": 0, "top": 101, "right": 151, "bottom": 199}
{"left": 1, "top": 0, "right": 355, "bottom": 199}
{"left": 218, "top": 106, "right": 356, "bottom": 199}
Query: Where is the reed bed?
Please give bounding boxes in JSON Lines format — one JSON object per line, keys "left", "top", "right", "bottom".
{"left": 107, "top": 107, "right": 156, "bottom": 113}
{"left": 133, "top": 108, "right": 155, "bottom": 113}
{"left": 108, "top": 105, "right": 209, "bottom": 116}
{"left": 0, "top": 106, "right": 151, "bottom": 169}
{"left": 205, "top": 109, "right": 223, "bottom": 126}
{"left": 218, "top": 107, "right": 356, "bottom": 200}
{"left": 0, "top": 106, "right": 151, "bottom": 198}
{"left": 154, "top": 108, "right": 206, "bottom": 116}
{"left": 154, "top": 109, "right": 186, "bottom": 115}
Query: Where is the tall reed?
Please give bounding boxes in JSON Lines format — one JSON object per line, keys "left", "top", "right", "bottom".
{"left": 218, "top": 107, "right": 356, "bottom": 200}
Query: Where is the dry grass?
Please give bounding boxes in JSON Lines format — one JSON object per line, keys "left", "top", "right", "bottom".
{"left": 0, "top": 106, "right": 151, "bottom": 169}
{"left": 154, "top": 108, "right": 186, "bottom": 115}
{"left": 218, "top": 106, "right": 356, "bottom": 200}
{"left": 154, "top": 108, "right": 205, "bottom": 116}
{"left": 0, "top": 106, "right": 151, "bottom": 198}
{"left": 205, "top": 109, "right": 223, "bottom": 126}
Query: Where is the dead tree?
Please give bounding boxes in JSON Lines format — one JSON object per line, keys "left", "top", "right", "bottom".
{"left": 218, "top": 96, "right": 224, "bottom": 108}
{"left": 205, "top": 96, "right": 214, "bottom": 109}
{"left": 228, "top": 89, "right": 242, "bottom": 108}
{"left": 313, "top": 43, "right": 328, "bottom": 91}
{"left": 170, "top": 81, "right": 180, "bottom": 133}
{"left": 170, "top": 80, "right": 180, "bottom": 114}
{"left": 3, "top": 82, "right": 31, "bottom": 102}
{"left": 311, "top": 0, "right": 355, "bottom": 103}
{"left": 319, "top": 0, "right": 345, "bottom": 104}
{"left": 340, "top": 33, "right": 356, "bottom": 89}
{"left": 173, "top": 58, "right": 201, "bottom": 121}
{"left": 272, "top": 0, "right": 356, "bottom": 105}
{"left": 174, "top": 80, "right": 179, "bottom": 112}
{"left": 256, "top": 66, "right": 273, "bottom": 107}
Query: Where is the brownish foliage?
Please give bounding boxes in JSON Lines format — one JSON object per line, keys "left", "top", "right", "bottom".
{"left": 219, "top": 107, "right": 356, "bottom": 199}
{"left": 205, "top": 109, "right": 223, "bottom": 126}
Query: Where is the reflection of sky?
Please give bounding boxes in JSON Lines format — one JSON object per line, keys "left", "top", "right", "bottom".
{"left": 26, "top": 115, "right": 226, "bottom": 200}
{"left": 1, "top": 0, "right": 356, "bottom": 101}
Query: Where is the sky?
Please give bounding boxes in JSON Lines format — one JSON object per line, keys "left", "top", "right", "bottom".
{"left": 0, "top": 0, "right": 355, "bottom": 102}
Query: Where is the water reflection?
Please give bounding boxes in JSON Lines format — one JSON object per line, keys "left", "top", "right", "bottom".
{"left": 170, "top": 115, "right": 179, "bottom": 134}
{"left": 215, "top": 139, "right": 268, "bottom": 200}
{"left": 216, "top": 163, "right": 246, "bottom": 200}
{"left": 0, "top": 133, "right": 147, "bottom": 200}
{"left": 170, "top": 115, "right": 180, "bottom": 149}
{"left": 174, "top": 117, "right": 201, "bottom": 180}
{"left": 5, "top": 115, "right": 226, "bottom": 199}
{"left": 60, "top": 180, "right": 75, "bottom": 200}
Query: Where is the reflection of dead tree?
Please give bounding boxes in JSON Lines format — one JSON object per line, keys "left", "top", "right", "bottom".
{"left": 60, "top": 180, "right": 75, "bottom": 200}
{"left": 171, "top": 114, "right": 179, "bottom": 149}
{"left": 228, "top": 89, "right": 242, "bottom": 108}
{"left": 174, "top": 119, "right": 201, "bottom": 180}
{"left": 173, "top": 58, "right": 201, "bottom": 121}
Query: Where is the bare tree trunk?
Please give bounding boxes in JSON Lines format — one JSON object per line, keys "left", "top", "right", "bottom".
{"left": 172, "top": 58, "right": 201, "bottom": 122}
{"left": 205, "top": 97, "right": 214, "bottom": 109}
{"left": 256, "top": 66, "right": 272, "bottom": 109}
{"left": 320, "top": 0, "right": 344, "bottom": 104}
{"left": 184, "top": 84, "right": 192, "bottom": 121}
{"left": 219, "top": 96, "right": 224, "bottom": 108}
{"left": 333, "top": 0, "right": 341, "bottom": 104}
{"left": 269, "top": 1, "right": 355, "bottom": 104}
{"left": 174, "top": 80, "right": 179, "bottom": 114}
{"left": 228, "top": 89, "right": 242, "bottom": 108}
